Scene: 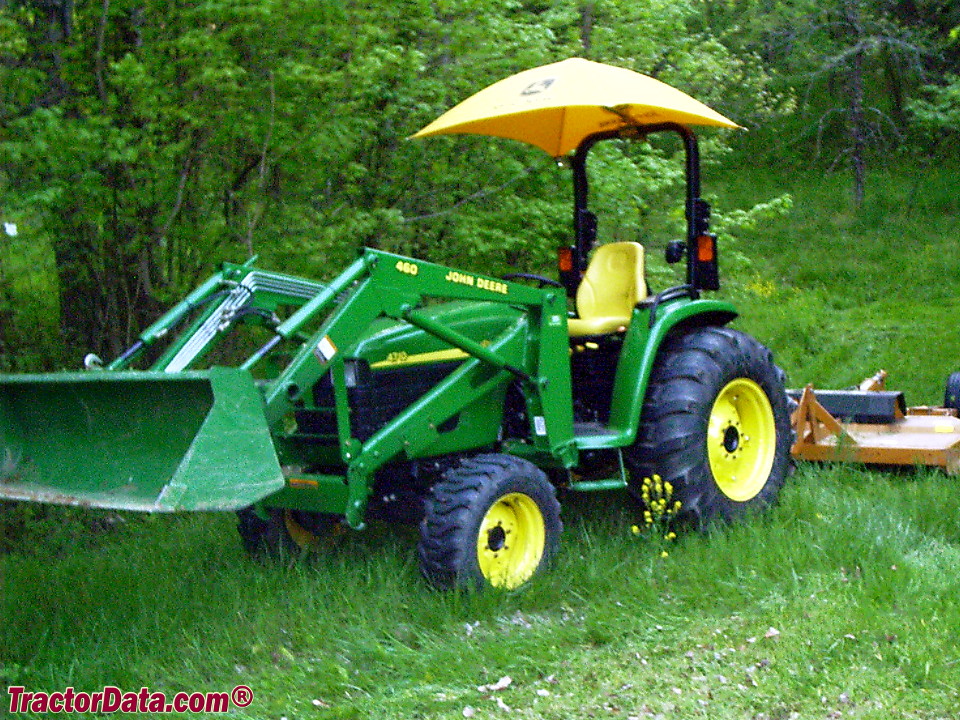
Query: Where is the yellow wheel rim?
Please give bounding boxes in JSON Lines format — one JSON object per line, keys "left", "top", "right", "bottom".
{"left": 476, "top": 493, "right": 546, "bottom": 589}
{"left": 283, "top": 511, "right": 318, "bottom": 550}
{"left": 708, "top": 379, "right": 776, "bottom": 502}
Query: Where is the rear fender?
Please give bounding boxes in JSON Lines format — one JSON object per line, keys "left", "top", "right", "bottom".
{"left": 603, "top": 298, "right": 737, "bottom": 444}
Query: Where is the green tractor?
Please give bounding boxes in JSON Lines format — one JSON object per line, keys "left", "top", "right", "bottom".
{"left": 0, "top": 59, "right": 791, "bottom": 590}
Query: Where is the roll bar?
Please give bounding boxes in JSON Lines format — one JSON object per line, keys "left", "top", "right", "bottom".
{"left": 563, "top": 122, "right": 716, "bottom": 296}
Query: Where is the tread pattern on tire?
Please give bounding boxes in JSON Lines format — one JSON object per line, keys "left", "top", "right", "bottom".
{"left": 237, "top": 507, "right": 294, "bottom": 559}
{"left": 236, "top": 508, "right": 335, "bottom": 561}
{"left": 627, "top": 326, "right": 791, "bottom": 527}
{"left": 418, "top": 453, "right": 562, "bottom": 590}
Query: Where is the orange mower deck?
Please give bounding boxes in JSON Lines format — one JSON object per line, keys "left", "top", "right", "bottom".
{"left": 789, "top": 371, "right": 960, "bottom": 474}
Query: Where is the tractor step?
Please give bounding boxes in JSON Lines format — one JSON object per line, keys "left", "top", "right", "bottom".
{"left": 572, "top": 421, "right": 612, "bottom": 436}
{"left": 572, "top": 421, "right": 627, "bottom": 450}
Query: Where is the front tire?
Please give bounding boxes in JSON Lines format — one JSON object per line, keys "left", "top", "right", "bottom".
{"left": 237, "top": 508, "right": 338, "bottom": 560}
{"left": 418, "top": 454, "right": 561, "bottom": 590}
{"left": 627, "top": 326, "right": 791, "bottom": 527}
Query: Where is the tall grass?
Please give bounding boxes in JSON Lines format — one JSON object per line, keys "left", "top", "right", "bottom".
{"left": 2, "top": 164, "right": 960, "bottom": 719}
{"left": 2, "top": 469, "right": 958, "bottom": 718}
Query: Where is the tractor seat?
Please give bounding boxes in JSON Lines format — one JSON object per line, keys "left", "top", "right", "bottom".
{"left": 568, "top": 242, "right": 647, "bottom": 337}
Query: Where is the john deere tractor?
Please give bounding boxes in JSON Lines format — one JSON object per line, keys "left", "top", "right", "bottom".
{"left": 0, "top": 60, "right": 791, "bottom": 590}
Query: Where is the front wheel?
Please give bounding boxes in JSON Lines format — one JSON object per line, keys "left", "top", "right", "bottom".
{"left": 627, "top": 326, "right": 791, "bottom": 527}
{"left": 236, "top": 507, "right": 339, "bottom": 560}
{"left": 418, "top": 454, "right": 562, "bottom": 590}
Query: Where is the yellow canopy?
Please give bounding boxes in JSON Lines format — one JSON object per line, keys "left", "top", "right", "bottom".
{"left": 412, "top": 57, "right": 740, "bottom": 157}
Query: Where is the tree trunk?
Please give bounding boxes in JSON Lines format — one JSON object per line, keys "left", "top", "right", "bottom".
{"left": 580, "top": 3, "right": 594, "bottom": 57}
{"left": 844, "top": 0, "right": 867, "bottom": 207}
{"left": 849, "top": 47, "right": 866, "bottom": 207}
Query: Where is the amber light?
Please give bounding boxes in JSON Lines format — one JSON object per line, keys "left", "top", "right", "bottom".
{"left": 558, "top": 246, "right": 574, "bottom": 272}
{"left": 696, "top": 235, "right": 715, "bottom": 262}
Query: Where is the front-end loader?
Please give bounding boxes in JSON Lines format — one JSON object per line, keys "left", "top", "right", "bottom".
{"left": 0, "top": 59, "right": 792, "bottom": 590}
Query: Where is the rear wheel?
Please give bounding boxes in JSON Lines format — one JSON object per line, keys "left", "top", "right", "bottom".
{"left": 627, "top": 326, "right": 791, "bottom": 527}
{"left": 944, "top": 372, "right": 960, "bottom": 414}
{"left": 418, "top": 454, "right": 561, "bottom": 590}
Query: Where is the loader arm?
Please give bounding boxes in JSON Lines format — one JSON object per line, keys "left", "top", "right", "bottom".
{"left": 243, "top": 249, "right": 576, "bottom": 527}
{"left": 107, "top": 261, "right": 327, "bottom": 373}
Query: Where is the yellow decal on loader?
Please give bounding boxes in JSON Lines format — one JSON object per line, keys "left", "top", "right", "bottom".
{"left": 444, "top": 270, "right": 508, "bottom": 295}
{"left": 371, "top": 347, "right": 470, "bottom": 369}
{"left": 288, "top": 478, "right": 319, "bottom": 488}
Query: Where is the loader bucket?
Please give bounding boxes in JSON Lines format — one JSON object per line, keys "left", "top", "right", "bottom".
{"left": 0, "top": 367, "right": 284, "bottom": 512}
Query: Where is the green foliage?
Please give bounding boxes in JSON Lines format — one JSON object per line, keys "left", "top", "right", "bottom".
{"left": 706, "top": 0, "right": 955, "bottom": 205}
{"left": 908, "top": 74, "right": 960, "bottom": 146}
{"left": 0, "top": 0, "right": 818, "bottom": 367}
{"left": 716, "top": 161, "right": 960, "bottom": 403}
{"left": 0, "top": 6, "right": 954, "bottom": 445}
{"left": 0, "top": 214, "right": 62, "bottom": 371}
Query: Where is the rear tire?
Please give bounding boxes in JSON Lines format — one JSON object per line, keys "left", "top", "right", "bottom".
{"left": 944, "top": 372, "right": 960, "bottom": 414}
{"left": 418, "top": 454, "right": 561, "bottom": 590}
{"left": 627, "top": 326, "right": 791, "bottom": 527}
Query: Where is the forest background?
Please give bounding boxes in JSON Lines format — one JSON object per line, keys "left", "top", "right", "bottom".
{"left": 1, "top": 0, "right": 958, "bottom": 372}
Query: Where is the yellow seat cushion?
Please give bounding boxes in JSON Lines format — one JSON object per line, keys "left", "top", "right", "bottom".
{"left": 567, "top": 242, "right": 647, "bottom": 337}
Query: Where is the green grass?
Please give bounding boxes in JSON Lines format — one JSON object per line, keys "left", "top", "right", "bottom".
{"left": 2, "top": 469, "right": 959, "bottom": 718}
{"left": 3, "top": 163, "right": 960, "bottom": 719}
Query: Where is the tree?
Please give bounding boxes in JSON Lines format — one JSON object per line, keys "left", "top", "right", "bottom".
{"left": 810, "top": 0, "right": 928, "bottom": 205}
{"left": 1, "top": 0, "right": 796, "bottom": 367}
{"left": 699, "top": 0, "right": 934, "bottom": 205}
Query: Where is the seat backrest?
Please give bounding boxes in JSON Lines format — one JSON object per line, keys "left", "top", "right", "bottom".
{"left": 576, "top": 242, "right": 647, "bottom": 323}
